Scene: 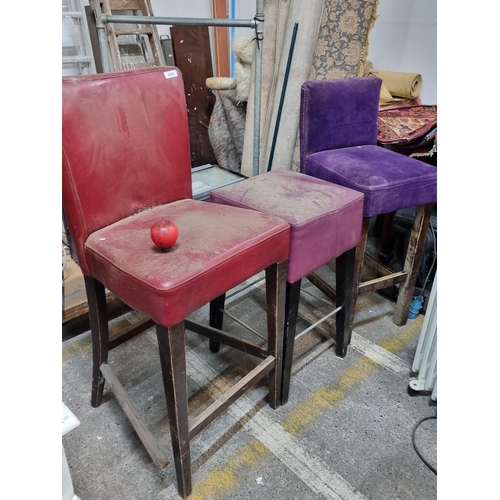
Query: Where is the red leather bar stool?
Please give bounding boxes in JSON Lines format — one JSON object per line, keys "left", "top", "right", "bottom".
{"left": 209, "top": 169, "right": 364, "bottom": 404}
{"left": 299, "top": 76, "right": 437, "bottom": 327}
{"left": 62, "top": 67, "right": 290, "bottom": 499}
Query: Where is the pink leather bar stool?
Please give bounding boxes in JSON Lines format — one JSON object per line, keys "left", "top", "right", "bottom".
{"left": 62, "top": 67, "right": 290, "bottom": 499}
{"left": 209, "top": 169, "right": 364, "bottom": 404}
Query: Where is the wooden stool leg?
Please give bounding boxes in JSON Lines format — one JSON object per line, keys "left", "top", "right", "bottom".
{"left": 209, "top": 293, "right": 226, "bottom": 353}
{"left": 265, "top": 262, "right": 287, "bottom": 409}
{"left": 156, "top": 323, "right": 192, "bottom": 499}
{"left": 350, "top": 218, "right": 370, "bottom": 328}
{"left": 393, "top": 203, "right": 433, "bottom": 326}
{"left": 281, "top": 280, "right": 302, "bottom": 405}
{"left": 335, "top": 247, "right": 356, "bottom": 358}
{"left": 84, "top": 276, "right": 109, "bottom": 408}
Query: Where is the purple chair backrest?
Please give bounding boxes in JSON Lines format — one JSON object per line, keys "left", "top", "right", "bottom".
{"left": 299, "top": 77, "right": 382, "bottom": 170}
{"left": 62, "top": 67, "right": 192, "bottom": 274}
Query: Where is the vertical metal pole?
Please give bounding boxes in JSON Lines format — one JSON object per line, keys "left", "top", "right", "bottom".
{"left": 267, "top": 22, "right": 299, "bottom": 172}
{"left": 96, "top": 16, "right": 111, "bottom": 73}
{"left": 253, "top": 0, "right": 264, "bottom": 176}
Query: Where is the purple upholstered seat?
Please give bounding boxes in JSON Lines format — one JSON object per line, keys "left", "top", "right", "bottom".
{"left": 210, "top": 168, "right": 364, "bottom": 284}
{"left": 300, "top": 77, "right": 437, "bottom": 217}
{"left": 299, "top": 76, "right": 437, "bottom": 327}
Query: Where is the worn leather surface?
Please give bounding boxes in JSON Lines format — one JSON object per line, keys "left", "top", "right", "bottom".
{"left": 299, "top": 77, "right": 437, "bottom": 217}
{"left": 62, "top": 67, "right": 192, "bottom": 274}
{"left": 85, "top": 199, "right": 289, "bottom": 327}
{"left": 210, "top": 169, "right": 363, "bottom": 283}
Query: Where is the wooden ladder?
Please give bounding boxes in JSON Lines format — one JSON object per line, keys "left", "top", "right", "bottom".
{"left": 91, "top": 0, "right": 164, "bottom": 71}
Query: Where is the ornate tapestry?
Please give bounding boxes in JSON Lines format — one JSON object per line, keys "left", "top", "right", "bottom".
{"left": 290, "top": 0, "right": 379, "bottom": 170}
{"left": 310, "top": 0, "right": 379, "bottom": 80}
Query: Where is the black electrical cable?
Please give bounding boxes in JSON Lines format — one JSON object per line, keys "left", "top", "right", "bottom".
{"left": 412, "top": 416, "right": 437, "bottom": 475}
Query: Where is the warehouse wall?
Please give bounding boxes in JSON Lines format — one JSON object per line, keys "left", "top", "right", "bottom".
{"left": 149, "top": 0, "right": 437, "bottom": 103}
{"left": 367, "top": 0, "right": 437, "bottom": 104}
{"left": 77, "top": 0, "right": 436, "bottom": 102}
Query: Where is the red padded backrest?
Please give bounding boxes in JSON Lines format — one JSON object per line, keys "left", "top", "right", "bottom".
{"left": 62, "top": 67, "right": 192, "bottom": 274}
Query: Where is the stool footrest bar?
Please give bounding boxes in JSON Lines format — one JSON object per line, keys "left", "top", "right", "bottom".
{"left": 189, "top": 355, "right": 275, "bottom": 439}
{"left": 100, "top": 363, "right": 169, "bottom": 470}
{"left": 184, "top": 319, "right": 267, "bottom": 359}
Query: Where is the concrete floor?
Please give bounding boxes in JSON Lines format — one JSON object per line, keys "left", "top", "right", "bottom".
{"left": 62, "top": 264, "right": 437, "bottom": 500}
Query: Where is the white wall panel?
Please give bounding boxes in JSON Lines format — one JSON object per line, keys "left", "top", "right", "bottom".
{"left": 367, "top": 0, "right": 437, "bottom": 104}
{"left": 145, "top": 0, "right": 437, "bottom": 103}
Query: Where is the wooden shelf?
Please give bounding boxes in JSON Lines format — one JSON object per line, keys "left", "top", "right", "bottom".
{"left": 62, "top": 255, "right": 120, "bottom": 324}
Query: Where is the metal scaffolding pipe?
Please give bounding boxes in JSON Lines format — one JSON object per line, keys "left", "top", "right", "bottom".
{"left": 252, "top": 0, "right": 264, "bottom": 176}
{"left": 97, "top": 21, "right": 111, "bottom": 73}
{"left": 95, "top": 14, "right": 255, "bottom": 29}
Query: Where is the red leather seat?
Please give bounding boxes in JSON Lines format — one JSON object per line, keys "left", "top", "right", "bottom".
{"left": 62, "top": 67, "right": 290, "bottom": 499}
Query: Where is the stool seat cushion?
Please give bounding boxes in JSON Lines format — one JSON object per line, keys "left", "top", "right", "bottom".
{"left": 84, "top": 198, "right": 290, "bottom": 327}
{"left": 210, "top": 169, "right": 363, "bottom": 283}
{"left": 304, "top": 145, "right": 437, "bottom": 217}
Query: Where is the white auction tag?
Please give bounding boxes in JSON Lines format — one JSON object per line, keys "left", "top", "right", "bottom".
{"left": 164, "top": 70, "right": 178, "bottom": 79}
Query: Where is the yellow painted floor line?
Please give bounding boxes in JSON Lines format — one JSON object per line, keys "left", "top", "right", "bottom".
{"left": 184, "top": 441, "right": 269, "bottom": 500}
{"left": 158, "top": 349, "right": 368, "bottom": 500}
{"left": 282, "top": 315, "right": 424, "bottom": 435}
{"left": 170, "top": 317, "right": 422, "bottom": 500}
{"left": 64, "top": 303, "right": 424, "bottom": 500}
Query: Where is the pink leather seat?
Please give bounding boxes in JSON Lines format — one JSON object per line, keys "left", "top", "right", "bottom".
{"left": 62, "top": 67, "right": 290, "bottom": 499}
{"left": 210, "top": 168, "right": 364, "bottom": 403}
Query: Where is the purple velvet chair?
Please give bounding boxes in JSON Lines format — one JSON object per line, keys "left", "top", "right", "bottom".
{"left": 300, "top": 76, "right": 437, "bottom": 326}
{"left": 210, "top": 168, "right": 364, "bottom": 404}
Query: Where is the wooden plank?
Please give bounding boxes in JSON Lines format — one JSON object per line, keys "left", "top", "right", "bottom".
{"left": 170, "top": 25, "right": 217, "bottom": 168}
{"left": 189, "top": 356, "right": 275, "bottom": 439}
{"left": 114, "top": 27, "right": 154, "bottom": 36}
{"left": 212, "top": 0, "right": 230, "bottom": 77}
{"left": 358, "top": 271, "right": 407, "bottom": 295}
{"left": 62, "top": 255, "right": 120, "bottom": 323}
{"left": 100, "top": 363, "right": 169, "bottom": 469}
{"left": 109, "top": 0, "right": 142, "bottom": 9}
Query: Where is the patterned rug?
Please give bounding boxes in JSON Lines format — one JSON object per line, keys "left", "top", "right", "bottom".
{"left": 309, "top": 0, "right": 379, "bottom": 80}
{"left": 377, "top": 105, "right": 437, "bottom": 145}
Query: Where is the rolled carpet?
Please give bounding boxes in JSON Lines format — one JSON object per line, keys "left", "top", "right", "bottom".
{"left": 373, "top": 70, "right": 422, "bottom": 99}
{"left": 206, "top": 77, "right": 237, "bottom": 90}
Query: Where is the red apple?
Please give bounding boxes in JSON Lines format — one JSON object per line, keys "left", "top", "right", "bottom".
{"left": 150, "top": 220, "right": 179, "bottom": 251}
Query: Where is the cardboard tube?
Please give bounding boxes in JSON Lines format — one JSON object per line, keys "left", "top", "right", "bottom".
{"left": 206, "top": 77, "right": 237, "bottom": 90}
